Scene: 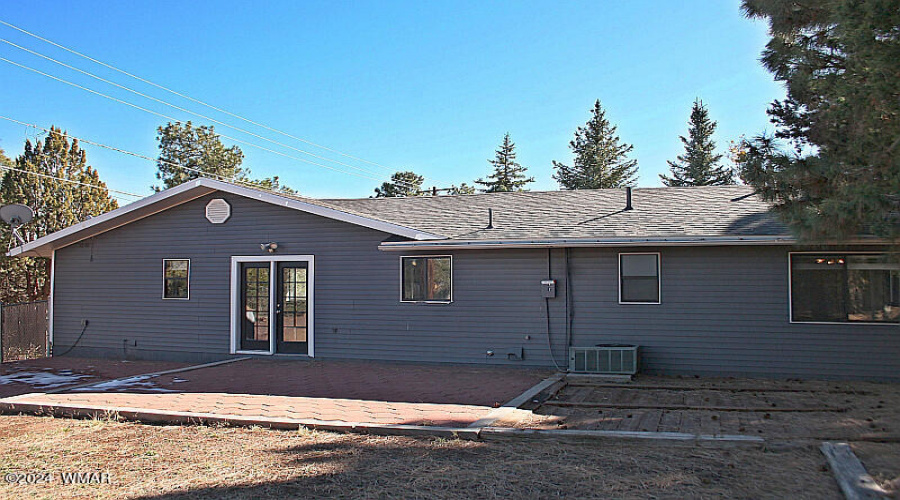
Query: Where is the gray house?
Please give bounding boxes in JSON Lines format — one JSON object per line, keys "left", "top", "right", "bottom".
{"left": 8, "top": 178, "right": 899, "bottom": 379}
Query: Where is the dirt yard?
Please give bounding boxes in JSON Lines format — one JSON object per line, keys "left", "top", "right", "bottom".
{"left": 0, "top": 414, "right": 841, "bottom": 499}
{"left": 534, "top": 375, "right": 900, "bottom": 441}
{"left": 530, "top": 374, "right": 900, "bottom": 495}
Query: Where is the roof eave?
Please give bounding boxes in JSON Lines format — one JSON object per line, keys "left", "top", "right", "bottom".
{"left": 378, "top": 235, "right": 887, "bottom": 251}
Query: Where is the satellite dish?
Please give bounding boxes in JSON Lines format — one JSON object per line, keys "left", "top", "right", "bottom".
{"left": 1, "top": 204, "right": 34, "bottom": 246}
{"left": 0, "top": 204, "right": 34, "bottom": 227}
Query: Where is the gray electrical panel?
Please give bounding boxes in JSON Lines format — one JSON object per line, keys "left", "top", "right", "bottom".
{"left": 541, "top": 279, "right": 557, "bottom": 298}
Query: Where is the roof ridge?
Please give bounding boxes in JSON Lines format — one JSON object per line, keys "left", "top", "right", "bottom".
{"left": 322, "top": 184, "right": 755, "bottom": 202}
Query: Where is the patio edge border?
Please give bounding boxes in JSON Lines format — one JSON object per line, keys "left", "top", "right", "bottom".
{"left": 467, "top": 372, "right": 566, "bottom": 428}
{"left": 0, "top": 398, "right": 766, "bottom": 446}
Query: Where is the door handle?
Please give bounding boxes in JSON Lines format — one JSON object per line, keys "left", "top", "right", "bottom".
{"left": 276, "top": 304, "right": 282, "bottom": 315}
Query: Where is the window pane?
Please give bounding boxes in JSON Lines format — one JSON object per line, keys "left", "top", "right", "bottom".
{"left": 427, "top": 257, "right": 451, "bottom": 301}
{"left": 846, "top": 256, "right": 900, "bottom": 322}
{"left": 620, "top": 254, "right": 659, "bottom": 303}
{"left": 163, "top": 260, "right": 189, "bottom": 299}
{"left": 621, "top": 254, "right": 658, "bottom": 277}
{"left": 403, "top": 258, "right": 426, "bottom": 301}
{"left": 621, "top": 277, "right": 658, "bottom": 303}
{"left": 791, "top": 255, "right": 846, "bottom": 322}
{"left": 791, "top": 254, "right": 900, "bottom": 323}
{"left": 402, "top": 257, "right": 451, "bottom": 302}
{"left": 165, "top": 278, "right": 188, "bottom": 299}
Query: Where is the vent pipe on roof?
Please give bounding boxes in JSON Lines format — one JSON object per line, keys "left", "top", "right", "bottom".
{"left": 625, "top": 187, "right": 634, "bottom": 211}
{"left": 487, "top": 208, "right": 494, "bottom": 229}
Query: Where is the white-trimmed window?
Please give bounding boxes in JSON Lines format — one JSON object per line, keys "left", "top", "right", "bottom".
{"left": 163, "top": 259, "right": 190, "bottom": 300}
{"left": 619, "top": 253, "right": 660, "bottom": 304}
{"left": 401, "top": 256, "right": 452, "bottom": 303}
{"left": 790, "top": 253, "right": 899, "bottom": 323}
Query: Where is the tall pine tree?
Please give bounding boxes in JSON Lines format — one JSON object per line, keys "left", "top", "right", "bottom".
{"left": 476, "top": 133, "right": 533, "bottom": 192}
{"left": 0, "top": 128, "right": 118, "bottom": 302}
{"left": 155, "top": 121, "right": 246, "bottom": 191}
{"left": 374, "top": 171, "right": 425, "bottom": 197}
{"left": 155, "top": 121, "right": 295, "bottom": 194}
{"left": 739, "top": 1, "right": 900, "bottom": 241}
{"left": 661, "top": 99, "right": 734, "bottom": 186}
{"left": 553, "top": 100, "right": 638, "bottom": 189}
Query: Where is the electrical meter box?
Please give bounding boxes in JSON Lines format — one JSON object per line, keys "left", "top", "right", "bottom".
{"left": 541, "top": 279, "right": 557, "bottom": 298}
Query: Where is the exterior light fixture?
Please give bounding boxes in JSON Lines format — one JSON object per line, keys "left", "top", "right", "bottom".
{"left": 260, "top": 242, "right": 278, "bottom": 253}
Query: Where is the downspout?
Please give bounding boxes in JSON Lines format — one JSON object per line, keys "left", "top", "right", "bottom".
{"left": 48, "top": 249, "right": 55, "bottom": 357}
{"left": 565, "top": 247, "right": 573, "bottom": 356}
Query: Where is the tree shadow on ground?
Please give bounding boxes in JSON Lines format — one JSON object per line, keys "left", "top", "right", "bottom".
{"left": 130, "top": 432, "right": 838, "bottom": 500}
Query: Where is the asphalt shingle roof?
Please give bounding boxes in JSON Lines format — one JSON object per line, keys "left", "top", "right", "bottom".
{"left": 322, "top": 185, "right": 790, "bottom": 241}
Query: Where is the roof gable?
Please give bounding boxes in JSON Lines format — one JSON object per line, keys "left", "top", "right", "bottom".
{"left": 7, "top": 178, "right": 443, "bottom": 258}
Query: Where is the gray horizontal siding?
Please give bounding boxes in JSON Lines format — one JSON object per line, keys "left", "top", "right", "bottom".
{"left": 567, "top": 246, "right": 900, "bottom": 379}
{"left": 52, "top": 192, "right": 900, "bottom": 379}
{"left": 53, "top": 193, "right": 567, "bottom": 367}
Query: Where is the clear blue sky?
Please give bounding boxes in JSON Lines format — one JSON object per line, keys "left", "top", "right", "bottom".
{"left": 0, "top": 0, "right": 783, "bottom": 202}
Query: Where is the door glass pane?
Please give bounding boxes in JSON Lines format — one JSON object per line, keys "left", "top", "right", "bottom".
{"left": 244, "top": 266, "right": 270, "bottom": 341}
{"left": 282, "top": 266, "right": 307, "bottom": 343}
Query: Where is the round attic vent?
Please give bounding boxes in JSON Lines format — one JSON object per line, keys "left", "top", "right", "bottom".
{"left": 205, "top": 198, "right": 231, "bottom": 224}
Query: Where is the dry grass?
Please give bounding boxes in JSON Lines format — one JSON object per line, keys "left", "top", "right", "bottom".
{"left": 0, "top": 414, "right": 840, "bottom": 499}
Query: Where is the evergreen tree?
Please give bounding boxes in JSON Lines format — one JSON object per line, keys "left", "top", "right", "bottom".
{"left": 374, "top": 171, "right": 424, "bottom": 197}
{"left": 447, "top": 183, "right": 476, "bottom": 195}
{"left": 155, "top": 121, "right": 245, "bottom": 191}
{"left": 661, "top": 99, "right": 734, "bottom": 186}
{"left": 476, "top": 133, "right": 533, "bottom": 192}
{"left": 155, "top": 121, "right": 296, "bottom": 194}
{"left": 553, "top": 100, "right": 637, "bottom": 189}
{"left": 0, "top": 128, "right": 118, "bottom": 302}
{"left": 739, "top": 0, "right": 900, "bottom": 241}
{"left": 252, "top": 176, "right": 298, "bottom": 196}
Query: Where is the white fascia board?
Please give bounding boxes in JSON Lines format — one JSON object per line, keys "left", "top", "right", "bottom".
{"left": 7, "top": 179, "right": 214, "bottom": 258}
{"left": 7, "top": 178, "right": 443, "bottom": 258}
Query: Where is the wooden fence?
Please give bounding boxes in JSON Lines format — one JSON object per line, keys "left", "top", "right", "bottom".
{"left": 0, "top": 300, "right": 48, "bottom": 362}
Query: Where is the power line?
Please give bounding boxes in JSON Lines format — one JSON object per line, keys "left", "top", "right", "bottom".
{"left": 0, "top": 57, "right": 403, "bottom": 187}
{"left": 0, "top": 115, "right": 238, "bottom": 185}
{"left": 0, "top": 18, "right": 452, "bottom": 187}
{"left": 0, "top": 163, "right": 142, "bottom": 199}
{"left": 0, "top": 115, "right": 358, "bottom": 204}
{"left": 0, "top": 115, "right": 315, "bottom": 201}
{"left": 0, "top": 38, "right": 421, "bottom": 187}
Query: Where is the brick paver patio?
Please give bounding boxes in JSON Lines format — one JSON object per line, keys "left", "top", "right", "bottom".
{"left": 6, "top": 392, "right": 492, "bottom": 426}
{"left": 0, "top": 358, "right": 551, "bottom": 427}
